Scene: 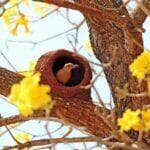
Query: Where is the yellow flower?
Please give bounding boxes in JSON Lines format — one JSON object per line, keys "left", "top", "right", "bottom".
{"left": 18, "top": 105, "right": 33, "bottom": 117}
{"left": 83, "top": 39, "right": 92, "bottom": 51}
{"left": 13, "top": 14, "right": 30, "bottom": 35}
{"left": 19, "top": 71, "right": 34, "bottom": 78}
{"left": 9, "top": 73, "right": 53, "bottom": 116}
{"left": 15, "top": 132, "right": 30, "bottom": 143}
{"left": 2, "top": 7, "right": 18, "bottom": 25}
{"left": 117, "top": 109, "right": 141, "bottom": 132}
{"left": 29, "top": 61, "right": 37, "bottom": 70}
{"left": 9, "top": 0, "right": 19, "bottom": 5}
{"left": 141, "top": 109, "right": 150, "bottom": 131}
{"left": 22, "top": 0, "right": 30, "bottom": 6}
{"left": 129, "top": 51, "right": 150, "bottom": 79}
{"left": 34, "top": 3, "right": 56, "bottom": 15}
{"left": 17, "top": 16, "right": 28, "bottom": 25}
{"left": 2, "top": 7, "right": 30, "bottom": 35}
{"left": 118, "top": 108, "right": 150, "bottom": 132}
{"left": 10, "top": 26, "right": 18, "bottom": 36}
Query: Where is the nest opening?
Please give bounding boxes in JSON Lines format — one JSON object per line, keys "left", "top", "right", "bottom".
{"left": 52, "top": 56, "right": 85, "bottom": 87}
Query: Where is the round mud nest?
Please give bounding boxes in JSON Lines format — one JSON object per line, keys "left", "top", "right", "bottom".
{"left": 35, "top": 49, "right": 92, "bottom": 100}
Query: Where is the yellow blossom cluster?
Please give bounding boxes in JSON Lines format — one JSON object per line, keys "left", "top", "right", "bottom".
{"left": 2, "top": 8, "right": 30, "bottom": 35}
{"left": 9, "top": 73, "right": 53, "bottom": 116}
{"left": 129, "top": 51, "right": 150, "bottom": 79}
{"left": 129, "top": 51, "right": 150, "bottom": 96}
{"left": 1, "top": 1, "right": 58, "bottom": 35}
{"left": 15, "top": 132, "right": 31, "bottom": 143}
{"left": 117, "top": 109, "right": 150, "bottom": 132}
{"left": 118, "top": 50, "right": 150, "bottom": 133}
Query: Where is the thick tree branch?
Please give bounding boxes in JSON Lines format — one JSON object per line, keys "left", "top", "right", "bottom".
{"left": 80, "top": 0, "right": 150, "bottom": 113}
{"left": 34, "top": 0, "right": 136, "bottom": 28}
{"left": 0, "top": 67, "right": 112, "bottom": 138}
{"left": 0, "top": 68, "right": 23, "bottom": 96}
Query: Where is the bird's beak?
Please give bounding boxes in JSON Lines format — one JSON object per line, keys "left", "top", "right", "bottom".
{"left": 72, "top": 64, "right": 79, "bottom": 69}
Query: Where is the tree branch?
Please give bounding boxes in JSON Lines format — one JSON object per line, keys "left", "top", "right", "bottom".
{"left": 83, "top": 0, "right": 150, "bottom": 114}
{"left": 0, "top": 67, "right": 112, "bottom": 138}
{"left": 33, "top": 0, "right": 133, "bottom": 28}
{"left": 4, "top": 136, "right": 140, "bottom": 150}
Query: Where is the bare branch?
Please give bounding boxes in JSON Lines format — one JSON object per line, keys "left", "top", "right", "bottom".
{"left": 4, "top": 136, "right": 141, "bottom": 150}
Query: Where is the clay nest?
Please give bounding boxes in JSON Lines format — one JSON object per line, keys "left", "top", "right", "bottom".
{"left": 35, "top": 49, "right": 92, "bottom": 100}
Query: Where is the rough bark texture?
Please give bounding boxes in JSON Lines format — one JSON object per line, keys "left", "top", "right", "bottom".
{"left": 0, "top": 68, "right": 23, "bottom": 96}
{"left": 0, "top": 67, "right": 111, "bottom": 138}
{"left": 74, "top": 0, "right": 150, "bottom": 141}
{"left": 35, "top": 49, "right": 92, "bottom": 100}
{"left": 78, "top": 0, "right": 150, "bottom": 114}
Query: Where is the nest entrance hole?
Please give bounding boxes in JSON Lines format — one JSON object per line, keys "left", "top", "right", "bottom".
{"left": 52, "top": 56, "right": 85, "bottom": 87}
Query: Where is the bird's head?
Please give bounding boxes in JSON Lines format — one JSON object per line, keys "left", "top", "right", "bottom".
{"left": 64, "top": 63, "right": 79, "bottom": 71}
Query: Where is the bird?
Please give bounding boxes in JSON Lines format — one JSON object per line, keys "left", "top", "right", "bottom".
{"left": 56, "top": 63, "right": 79, "bottom": 85}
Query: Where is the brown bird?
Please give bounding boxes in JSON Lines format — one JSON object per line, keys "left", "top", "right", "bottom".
{"left": 56, "top": 63, "right": 79, "bottom": 85}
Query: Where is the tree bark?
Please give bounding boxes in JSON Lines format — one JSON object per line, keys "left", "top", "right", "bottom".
{"left": 0, "top": 67, "right": 111, "bottom": 138}
{"left": 75, "top": 0, "right": 150, "bottom": 141}
{"left": 81, "top": 0, "right": 150, "bottom": 115}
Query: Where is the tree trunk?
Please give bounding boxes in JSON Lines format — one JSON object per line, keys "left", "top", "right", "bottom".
{"left": 81, "top": 0, "right": 150, "bottom": 141}
{"left": 81, "top": 0, "right": 150, "bottom": 115}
